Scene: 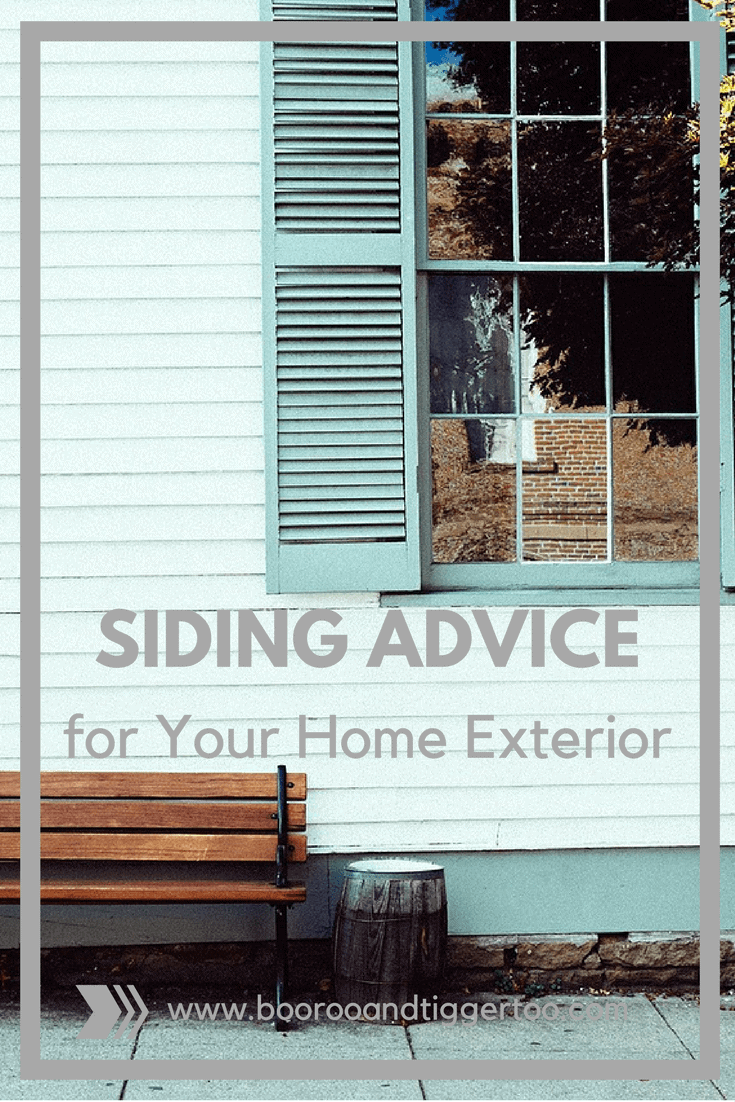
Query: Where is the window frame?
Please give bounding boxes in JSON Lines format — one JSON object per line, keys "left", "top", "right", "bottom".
{"left": 402, "top": 4, "right": 706, "bottom": 605}
{"left": 720, "top": 28, "right": 735, "bottom": 593}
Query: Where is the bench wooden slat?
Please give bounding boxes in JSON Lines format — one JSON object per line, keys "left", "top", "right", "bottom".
{"left": 40, "top": 832, "right": 307, "bottom": 862}
{"left": 0, "top": 837, "right": 19, "bottom": 859}
{"left": 38, "top": 801, "right": 306, "bottom": 831}
{"left": 0, "top": 878, "right": 307, "bottom": 904}
{"left": 39, "top": 772, "right": 306, "bottom": 799}
{"left": 0, "top": 806, "right": 19, "bottom": 827}
{"left": 0, "top": 875, "right": 18, "bottom": 904}
{"left": 0, "top": 774, "right": 19, "bottom": 798}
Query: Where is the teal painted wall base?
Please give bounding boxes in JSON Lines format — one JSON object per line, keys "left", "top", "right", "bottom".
{"left": 0, "top": 847, "right": 718, "bottom": 949}
{"left": 324, "top": 848, "right": 705, "bottom": 938}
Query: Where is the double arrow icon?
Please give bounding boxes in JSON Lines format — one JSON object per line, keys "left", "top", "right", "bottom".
{"left": 76, "top": 984, "right": 149, "bottom": 1040}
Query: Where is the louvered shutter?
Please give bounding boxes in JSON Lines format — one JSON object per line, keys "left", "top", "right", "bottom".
{"left": 261, "top": 0, "right": 420, "bottom": 593}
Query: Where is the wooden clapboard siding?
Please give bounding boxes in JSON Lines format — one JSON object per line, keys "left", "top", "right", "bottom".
{"left": 24, "top": 601, "right": 704, "bottom": 852}
{"left": 1, "top": 11, "right": 278, "bottom": 619}
{"left": 0, "top": 8, "right": 723, "bottom": 912}
{"left": 0, "top": 22, "right": 18, "bottom": 646}
{"left": 35, "top": 27, "right": 265, "bottom": 607}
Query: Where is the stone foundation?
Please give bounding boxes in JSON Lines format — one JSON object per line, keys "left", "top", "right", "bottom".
{"left": 448, "top": 932, "right": 710, "bottom": 996}
{"left": 25, "top": 932, "right": 732, "bottom": 999}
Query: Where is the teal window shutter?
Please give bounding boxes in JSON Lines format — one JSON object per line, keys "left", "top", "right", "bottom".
{"left": 261, "top": 0, "right": 421, "bottom": 593}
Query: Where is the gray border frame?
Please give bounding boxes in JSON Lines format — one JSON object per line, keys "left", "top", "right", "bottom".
{"left": 19, "top": 17, "right": 720, "bottom": 1083}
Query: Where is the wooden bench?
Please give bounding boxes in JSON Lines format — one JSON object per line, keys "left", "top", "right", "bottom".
{"left": 0, "top": 765, "right": 306, "bottom": 1029}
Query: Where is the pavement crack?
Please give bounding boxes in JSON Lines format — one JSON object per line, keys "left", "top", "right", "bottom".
{"left": 119, "top": 1013, "right": 144, "bottom": 1099}
{"left": 648, "top": 996, "right": 727, "bottom": 1098}
{"left": 405, "top": 1025, "right": 427, "bottom": 1099}
{"left": 650, "top": 998, "right": 698, "bottom": 1059}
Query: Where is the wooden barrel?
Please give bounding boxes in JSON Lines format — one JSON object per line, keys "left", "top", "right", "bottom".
{"left": 332, "top": 859, "right": 447, "bottom": 1011}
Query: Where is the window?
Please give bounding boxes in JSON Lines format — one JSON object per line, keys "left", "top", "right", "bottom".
{"left": 261, "top": 0, "right": 707, "bottom": 600}
{"left": 420, "top": 0, "right": 701, "bottom": 597}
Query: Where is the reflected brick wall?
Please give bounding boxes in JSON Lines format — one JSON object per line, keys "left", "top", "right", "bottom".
{"left": 522, "top": 419, "right": 607, "bottom": 561}
{"left": 431, "top": 418, "right": 698, "bottom": 564}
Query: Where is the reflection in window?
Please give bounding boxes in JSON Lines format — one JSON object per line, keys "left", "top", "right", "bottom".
{"left": 522, "top": 419, "right": 607, "bottom": 562}
{"left": 520, "top": 274, "right": 605, "bottom": 413}
{"left": 518, "top": 123, "right": 603, "bottom": 261}
{"left": 429, "top": 275, "right": 515, "bottom": 415}
{"left": 606, "top": 0, "right": 688, "bottom": 19}
{"left": 610, "top": 275, "right": 696, "bottom": 418}
{"left": 613, "top": 420, "right": 698, "bottom": 561}
{"left": 424, "top": 14, "right": 698, "bottom": 569}
{"left": 518, "top": 42, "right": 600, "bottom": 115}
{"left": 607, "top": 42, "right": 691, "bottom": 113}
{"left": 431, "top": 419, "right": 517, "bottom": 563}
{"left": 426, "top": 41, "right": 510, "bottom": 115}
{"left": 607, "top": 109, "right": 697, "bottom": 264}
{"left": 517, "top": 0, "right": 599, "bottom": 17}
{"left": 427, "top": 120, "right": 512, "bottom": 259}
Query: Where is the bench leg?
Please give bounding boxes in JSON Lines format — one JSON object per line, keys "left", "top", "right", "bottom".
{"left": 275, "top": 903, "right": 289, "bottom": 1032}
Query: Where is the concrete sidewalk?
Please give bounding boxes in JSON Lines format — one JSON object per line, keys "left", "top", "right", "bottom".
{"left": 0, "top": 992, "right": 732, "bottom": 1101}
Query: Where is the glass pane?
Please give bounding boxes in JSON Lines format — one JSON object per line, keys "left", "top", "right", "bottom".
{"left": 607, "top": 109, "right": 697, "bottom": 264}
{"left": 610, "top": 275, "right": 696, "bottom": 414}
{"left": 518, "top": 122, "right": 603, "bottom": 261}
{"left": 522, "top": 418, "right": 608, "bottom": 562}
{"left": 518, "top": 42, "right": 600, "bottom": 115}
{"left": 427, "top": 120, "right": 512, "bottom": 259}
{"left": 613, "top": 418, "right": 698, "bottom": 561}
{"left": 426, "top": 0, "right": 510, "bottom": 21}
{"left": 426, "top": 42, "right": 510, "bottom": 115}
{"left": 518, "top": 0, "right": 599, "bottom": 17}
{"left": 607, "top": 42, "right": 691, "bottom": 113}
{"left": 432, "top": 418, "right": 517, "bottom": 563}
{"left": 429, "top": 275, "right": 515, "bottom": 414}
{"left": 520, "top": 274, "right": 605, "bottom": 413}
{"left": 606, "top": 0, "right": 688, "bottom": 20}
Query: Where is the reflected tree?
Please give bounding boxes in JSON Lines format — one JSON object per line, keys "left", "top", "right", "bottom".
{"left": 426, "top": 0, "right": 701, "bottom": 446}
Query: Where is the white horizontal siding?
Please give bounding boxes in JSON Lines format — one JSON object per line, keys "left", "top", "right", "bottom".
{"left": 39, "top": 366, "right": 262, "bottom": 403}
{"left": 42, "top": 267, "right": 261, "bottom": 298}
{"left": 40, "top": 401, "right": 261, "bottom": 436}
{"left": 40, "top": 472, "right": 265, "bottom": 507}
{"left": 3, "top": 1, "right": 261, "bottom": 15}
{"left": 32, "top": 34, "right": 264, "bottom": 620}
{"left": 42, "top": 299, "right": 259, "bottom": 334}
{"left": 41, "top": 232, "right": 260, "bottom": 267}
{"left": 35, "top": 505, "right": 262, "bottom": 542}
{"left": 40, "top": 198, "right": 260, "bottom": 232}
{"left": 0, "top": 103, "right": 16, "bottom": 132}
{"left": 43, "top": 166, "right": 258, "bottom": 196}
{"left": 41, "top": 131, "right": 256, "bottom": 163}
{"left": 4, "top": 725, "right": 715, "bottom": 782}
{"left": 40, "top": 42, "right": 260, "bottom": 62}
{"left": 40, "top": 437, "right": 264, "bottom": 473}
{"left": 23, "top": 24, "right": 273, "bottom": 607}
{"left": 0, "top": 0, "right": 17, "bottom": 652}
{"left": 30, "top": 602, "right": 701, "bottom": 851}
{"left": 41, "top": 97, "right": 257, "bottom": 132}
{"left": 41, "top": 63, "right": 258, "bottom": 99}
